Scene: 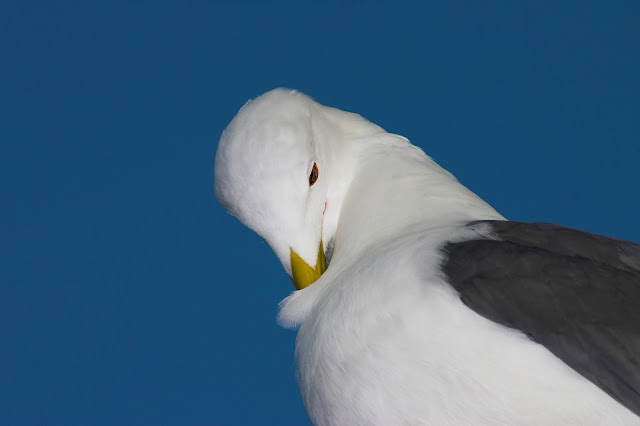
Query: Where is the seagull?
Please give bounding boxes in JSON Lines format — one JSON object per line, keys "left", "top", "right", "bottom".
{"left": 214, "top": 88, "right": 640, "bottom": 425}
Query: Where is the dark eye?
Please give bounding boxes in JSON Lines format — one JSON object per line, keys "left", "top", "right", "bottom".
{"left": 309, "top": 163, "right": 318, "bottom": 186}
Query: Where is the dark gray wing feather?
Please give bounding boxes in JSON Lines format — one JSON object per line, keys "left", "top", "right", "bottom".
{"left": 443, "top": 221, "right": 640, "bottom": 416}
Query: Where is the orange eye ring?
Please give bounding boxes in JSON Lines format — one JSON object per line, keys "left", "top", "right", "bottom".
{"left": 309, "top": 163, "right": 319, "bottom": 186}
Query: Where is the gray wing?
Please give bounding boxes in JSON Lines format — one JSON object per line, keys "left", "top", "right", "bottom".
{"left": 443, "top": 221, "right": 640, "bottom": 416}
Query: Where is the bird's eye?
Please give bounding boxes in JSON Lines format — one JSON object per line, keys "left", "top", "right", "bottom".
{"left": 309, "top": 163, "right": 318, "bottom": 186}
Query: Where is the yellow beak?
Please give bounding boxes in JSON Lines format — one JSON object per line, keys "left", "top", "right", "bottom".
{"left": 290, "top": 240, "right": 327, "bottom": 290}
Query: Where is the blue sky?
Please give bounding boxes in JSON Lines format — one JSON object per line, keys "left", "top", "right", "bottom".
{"left": 2, "top": 1, "right": 639, "bottom": 425}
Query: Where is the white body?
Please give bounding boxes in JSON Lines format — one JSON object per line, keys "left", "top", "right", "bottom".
{"left": 215, "top": 89, "right": 639, "bottom": 425}
{"left": 278, "top": 132, "right": 638, "bottom": 425}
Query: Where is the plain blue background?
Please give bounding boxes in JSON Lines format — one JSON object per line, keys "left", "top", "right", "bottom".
{"left": 2, "top": 1, "right": 639, "bottom": 425}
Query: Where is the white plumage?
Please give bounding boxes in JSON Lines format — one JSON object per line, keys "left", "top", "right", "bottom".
{"left": 214, "top": 89, "right": 639, "bottom": 425}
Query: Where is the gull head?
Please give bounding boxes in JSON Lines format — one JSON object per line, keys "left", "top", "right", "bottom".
{"left": 214, "top": 89, "right": 334, "bottom": 289}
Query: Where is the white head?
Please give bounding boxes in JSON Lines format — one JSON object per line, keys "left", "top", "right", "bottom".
{"left": 215, "top": 89, "right": 381, "bottom": 289}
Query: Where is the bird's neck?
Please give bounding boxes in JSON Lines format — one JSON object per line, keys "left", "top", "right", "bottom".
{"left": 278, "top": 131, "right": 504, "bottom": 329}
{"left": 331, "top": 133, "right": 504, "bottom": 263}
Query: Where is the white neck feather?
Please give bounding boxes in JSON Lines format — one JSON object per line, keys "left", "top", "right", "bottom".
{"left": 331, "top": 132, "right": 504, "bottom": 264}
{"left": 278, "top": 110, "right": 504, "bottom": 329}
